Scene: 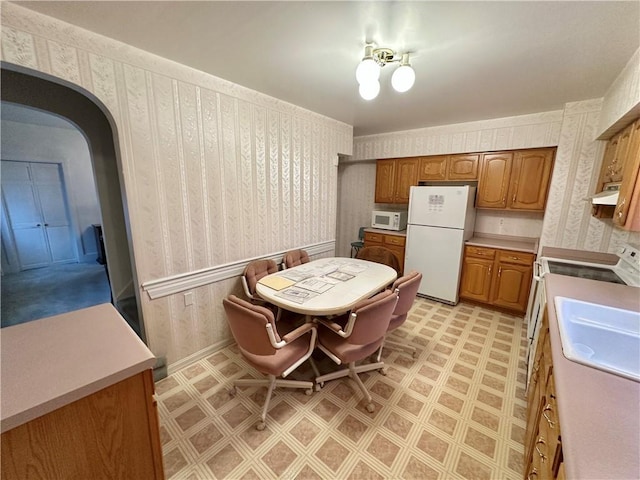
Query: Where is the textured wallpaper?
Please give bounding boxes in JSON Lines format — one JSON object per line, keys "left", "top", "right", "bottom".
{"left": 1, "top": 4, "right": 352, "bottom": 368}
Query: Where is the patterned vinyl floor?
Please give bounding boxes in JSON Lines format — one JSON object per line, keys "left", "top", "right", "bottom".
{"left": 156, "top": 297, "right": 528, "bottom": 479}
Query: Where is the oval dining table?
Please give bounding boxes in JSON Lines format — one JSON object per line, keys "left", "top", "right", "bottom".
{"left": 255, "top": 257, "right": 397, "bottom": 316}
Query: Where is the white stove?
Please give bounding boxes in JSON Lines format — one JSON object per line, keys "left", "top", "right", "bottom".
{"left": 539, "top": 244, "right": 640, "bottom": 287}
{"left": 525, "top": 243, "right": 640, "bottom": 386}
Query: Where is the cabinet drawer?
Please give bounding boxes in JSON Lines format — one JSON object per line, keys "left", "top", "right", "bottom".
{"left": 364, "top": 232, "right": 384, "bottom": 243}
{"left": 384, "top": 235, "right": 406, "bottom": 247}
{"left": 465, "top": 246, "right": 496, "bottom": 259}
{"left": 498, "top": 250, "right": 534, "bottom": 265}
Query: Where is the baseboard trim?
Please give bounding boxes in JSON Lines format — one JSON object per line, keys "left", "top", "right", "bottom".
{"left": 166, "top": 338, "right": 235, "bottom": 376}
{"left": 141, "top": 240, "right": 335, "bottom": 299}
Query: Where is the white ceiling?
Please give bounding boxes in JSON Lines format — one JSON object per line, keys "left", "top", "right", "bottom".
{"left": 11, "top": 1, "right": 640, "bottom": 136}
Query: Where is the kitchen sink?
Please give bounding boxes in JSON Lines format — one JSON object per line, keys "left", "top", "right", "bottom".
{"left": 554, "top": 297, "right": 640, "bottom": 382}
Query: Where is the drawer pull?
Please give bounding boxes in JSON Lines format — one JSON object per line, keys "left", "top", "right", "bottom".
{"left": 535, "top": 437, "right": 547, "bottom": 463}
{"left": 543, "top": 404, "right": 555, "bottom": 428}
{"left": 527, "top": 468, "right": 538, "bottom": 480}
{"left": 510, "top": 256, "right": 520, "bottom": 260}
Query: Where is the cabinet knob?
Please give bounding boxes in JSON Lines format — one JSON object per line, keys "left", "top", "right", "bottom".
{"left": 36, "top": 223, "right": 41, "bottom": 227}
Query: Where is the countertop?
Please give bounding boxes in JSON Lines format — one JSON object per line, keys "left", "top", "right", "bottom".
{"left": 1, "top": 303, "right": 156, "bottom": 433}
{"left": 466, "top": 233, "right": 538, "bottom": 253}
{"left": 364, "top": 227, "right": 407, "bottom": 237}
{"left": 544, "top": 274, "right": 640, "bottom": 479}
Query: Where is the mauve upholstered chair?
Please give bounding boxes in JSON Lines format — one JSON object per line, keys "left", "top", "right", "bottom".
{"left": 314, "top": 289, "right": 398, "bottom": 413}
{"left": 241, "top": 259, "right": 278, "bottom": 303}
{"left": 365, "top": 270, "right": 423, "bottom": 375}
{"left": 356, "top": 246, "right": 401, "bottom": 274}
{"left": 222, "top": 295, "right": 319, "bottom": 430}
{"left": 282, "top": 249, "right": 310, "bottom": 269}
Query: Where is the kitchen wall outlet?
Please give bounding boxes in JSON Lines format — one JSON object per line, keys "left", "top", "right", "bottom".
{"left": 184, "top": 292, "right": 194, "bottom": 306}
{"left": 499, "top": 218, "right": 505, "bottom": 226}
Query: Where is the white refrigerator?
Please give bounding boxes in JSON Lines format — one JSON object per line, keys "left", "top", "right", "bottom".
{"left": 404, "top": 185, "right": 476, "bottom": 304}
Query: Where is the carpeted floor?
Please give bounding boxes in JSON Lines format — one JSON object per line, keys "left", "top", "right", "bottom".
{"left": 1, "top": 262, "right": 112, "bottom": 328}
{"left": 156, "top": 296, "right": 527, "bottom": 479}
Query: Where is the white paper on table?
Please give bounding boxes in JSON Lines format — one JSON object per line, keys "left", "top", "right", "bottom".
{"left": 325, "top": 271, "right": 355, "bottom": 282}
{"left": 275, "top": 287, "right": 318, "bottom": 304}
{"left": 295, "top": 277, "right": 334, "bottom": 294}
{"left": 279, "top": 270, "right": 314, "bottom": 282}
{"left": 339, "top": 264, "right": 367, "bottom": 274}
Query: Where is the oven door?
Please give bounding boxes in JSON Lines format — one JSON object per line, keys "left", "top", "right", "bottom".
{"left": 525, "top": 260, "right": 546, "bottom": 386}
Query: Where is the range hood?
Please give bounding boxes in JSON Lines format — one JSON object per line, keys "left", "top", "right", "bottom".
{"left": 590, "top": 183, "right": 620, "bottom": 206}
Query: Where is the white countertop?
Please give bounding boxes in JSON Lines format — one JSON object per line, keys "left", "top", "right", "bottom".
{"left": 466, "top": 233, "right": 538, "bottom": 253}
{"left": 544, "top": 275, "right": 640, "bottom": 479}
{"left": 1, "top": 303, "right": 156, "bottom": 433}
{"left": 364, "top": 227, "right": 407, "bottom": 237}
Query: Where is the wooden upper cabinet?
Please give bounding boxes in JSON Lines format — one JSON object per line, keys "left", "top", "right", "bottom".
{"left": 509, "top": 149, "right": 554, "bottom": 210}
{"left": 418, "top": 156, "right": 448, "bottom": 181}
{"left": 477, "top": 152, "right": 513, "bottom": 208}
{"left": 599, "top": 123, "right": 633, "bottom": 186}
{"left": 449, "top": 154, "right": 479, "bottom": 180}
{"left": 375, "top": 159, "right": 396, "bottom": 203}
{"left": 394, "top": 158, "right": 420, "bottom": 203}
{"left": 418, "top": 154, "right": 479, "bottom": 181}
{"left": 613, "top": 119, "right": 640, "bottom": 230}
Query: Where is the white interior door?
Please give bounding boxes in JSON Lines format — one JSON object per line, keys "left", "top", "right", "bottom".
{"left": 1, "top": 161, "right": 77, "bottom": 270}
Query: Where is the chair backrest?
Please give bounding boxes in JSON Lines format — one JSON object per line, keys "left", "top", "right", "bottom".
{"left": 356, "top": 246, "right": 401, "bottom": 273}
{"left": 358, "top": 226, "right": 366, "bottom": 241}
{"left": 242, "top": 259, "right": 278, "bottom": 297}
{"left": 283, "top": 249, "right": 310, "bottom": 269}
{"left": 223, "top": 295, "right": 279, "bottom": 356}
{"left": 347, "top": 289, "right": 398, "bottom": 346}
{"left": 391, "top": 270, "right": 423, "bottom": 321}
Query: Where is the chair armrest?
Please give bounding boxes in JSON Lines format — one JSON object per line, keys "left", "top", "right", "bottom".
{"left": 314, "top": 314, "right": 353, "bottom": 338}
{"left": 281, "top": 322, "right": 315, "bottom": 343}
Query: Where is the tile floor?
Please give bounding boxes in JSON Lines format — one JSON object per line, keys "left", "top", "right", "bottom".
{"left": 156, "top": 297, "right": 528, "bottom": 479}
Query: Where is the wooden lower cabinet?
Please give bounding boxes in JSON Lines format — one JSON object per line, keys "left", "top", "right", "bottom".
{"left": 459, "top": 245, "right": 534, "bottom": 313}
{"left": 1, "top": 370, "right": 164, "bottom": 480}
{"left": 363, "top": 231, "right": 405, "bottom": 275}
{"left": 525, "top": 310, "right": 563, "bottom": 480}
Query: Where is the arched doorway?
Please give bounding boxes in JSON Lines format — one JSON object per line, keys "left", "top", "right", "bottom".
{"left": 1, "top": 63, "right": 146, "bottom": 343}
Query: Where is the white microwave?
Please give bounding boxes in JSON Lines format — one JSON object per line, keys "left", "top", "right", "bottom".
{"left": 371, "top": 210, "right": 408, "bottom": 231}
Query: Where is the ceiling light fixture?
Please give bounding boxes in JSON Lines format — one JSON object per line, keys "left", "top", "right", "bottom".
{"left": 356, "top": 45, "right": 415, "bottom": 100}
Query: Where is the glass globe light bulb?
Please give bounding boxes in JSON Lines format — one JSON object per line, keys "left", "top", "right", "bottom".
{"left": 391, "top": 54, "right": 416, "bottom": 93}
{"left": 359, "top": 80, "right": 380, "bottom": 100}
{"left": 356, "top": 58, "right": 381, "bottom": 85}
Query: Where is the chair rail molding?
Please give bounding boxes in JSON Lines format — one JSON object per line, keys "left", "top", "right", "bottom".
{"left": 141, "top": 240, "right": 335, "bottom": 299}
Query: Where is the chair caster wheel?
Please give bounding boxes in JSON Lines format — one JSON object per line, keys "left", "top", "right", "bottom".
{"left": 228, "top": 387, "right": 237, "bottom": 396}
{"left": 412, "top": 351, "right": 417, "bottom": 359}
{"left": 366, "top": 403, "right": 375, "bottom": 413}
{"left": 256, "top": 421, "right": 266, "bottom": 431}
{"left": 314, "top": 383, "right": 321, "bottom": 392}
{"left": 305, "top": 388, "right": 313, "bottom": 395}
{"left": 379, "top": 367, "right": 387, "bottom": 376}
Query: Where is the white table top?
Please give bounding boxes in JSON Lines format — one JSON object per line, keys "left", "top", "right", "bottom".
{"left": 255, "top": 257, "right": 398, "bottom": 316}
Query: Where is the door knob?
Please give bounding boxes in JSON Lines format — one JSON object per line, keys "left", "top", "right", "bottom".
{"left": 36, "top": 223, "right": 41, "bottom": 227}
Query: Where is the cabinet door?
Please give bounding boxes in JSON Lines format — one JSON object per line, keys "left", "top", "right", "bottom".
{"left": 614, "top": 119, "right": 640, "bottom": 229}
{"left": 459, "top": 256, "right": 494, "bottom": 302}
{"left": 491, "top": 262, "right": 532, "bottom": 312}
{"left": 477, "top": 152, "right": 513, "bottom": 208}
{"left": 394, "top": 158, "right": 420, "bottom": 203}
{"left": 448, "top": 154, "right": 479, "bottom": 180}
{"left": 375, "top": 159, "right": 397, "bottom": 204}
{"left": 509, "top": 149, "right": 554, "bottom": 211}
{"left": 418, "top": 156, "right": 448, "bottom": 181}
{"left": 598, "top": 133, "right": 621, "bottom": 187}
